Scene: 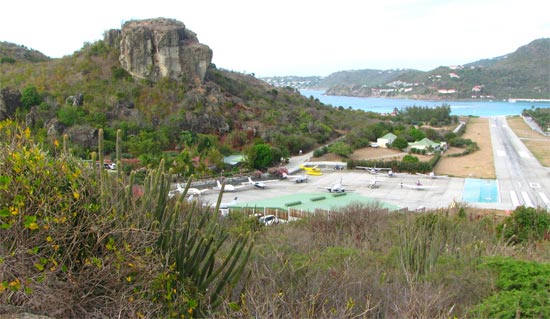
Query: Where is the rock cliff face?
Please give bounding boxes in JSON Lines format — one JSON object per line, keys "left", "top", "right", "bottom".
{"left": 114, "top": 18, "right": 213, "bottom": 83}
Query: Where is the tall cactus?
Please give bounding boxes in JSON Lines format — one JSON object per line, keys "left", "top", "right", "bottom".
{"left": 116, "top": 129, "right": 122, "bottom": 180}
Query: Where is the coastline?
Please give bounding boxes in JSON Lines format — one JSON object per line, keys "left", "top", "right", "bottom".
{"left": 300, "top": 89, "right": 550, "bottom": 117}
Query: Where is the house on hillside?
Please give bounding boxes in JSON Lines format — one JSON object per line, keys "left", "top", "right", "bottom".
{"left": 223, "top": 154, "right": 246, "bottom": 166}
{"left": 409, "top": 138, "right": 444, "bottom": 152}
{"left": 377, "top": 133, "right": 397, "bottom": 148}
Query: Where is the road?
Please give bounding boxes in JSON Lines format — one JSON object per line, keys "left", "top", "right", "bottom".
{"left": 489, "top": 116, "right": 550, "bottom": 210}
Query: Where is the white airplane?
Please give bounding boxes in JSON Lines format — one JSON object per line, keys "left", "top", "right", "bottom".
{"left": 357, "top": 166, "right": 392, "bottom": 175}
{"left": 416, "top": 171, "right": 449, "bottom": 179}
{"left": 400, "top": 180, "right": 436, "bottom": 191}
{"left": 242, "top": 177, "right": 279, "bottom": 189}
{"left": 282, "top": 173, "right": 309, "bottom": 183}
{"left": 214, "top": 180, "right": 247, "bottom": 192}
{"left": 318, "top": 178, "right": 350, "bottom": 193}
{"left": 168, "top": 183, "right": 209, "bottom": 198}
{"left": 366, "top": 179, "right": 381, "bottom": 189}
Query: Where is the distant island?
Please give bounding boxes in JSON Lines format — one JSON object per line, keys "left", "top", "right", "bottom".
{"left": 262, "top": 38, "right": 550, "bottom": 101}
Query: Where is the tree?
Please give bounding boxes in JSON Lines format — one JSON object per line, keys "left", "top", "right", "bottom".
{"left": 408, "top": 127, "right": 425, "bottom": 141}
{"left": 328, "top": 141, "right": 352, "bottom": 158}
{"left": 247, "top": 143, "right": 273, "bottom": 170}
{"left": 20, "top": 85, "right": 43, "bottom": 110}
{"left": 392, "top": 137, "right": 409, "bottom": 150}
{"left": 498, "top": 206, "right": 550, "bottom": 244}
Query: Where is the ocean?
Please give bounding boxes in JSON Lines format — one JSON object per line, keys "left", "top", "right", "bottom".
{"left": 300, "top": 90, "right": 550, "bottom": 117}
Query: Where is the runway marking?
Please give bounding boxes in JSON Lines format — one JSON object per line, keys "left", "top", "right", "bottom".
{"left": 497, "top": 150, "right": 506, "bottom": 157}
{"left": 519, "top": 151, "right": 530, "bottom": 158}
{"left": 529, "top": 183, "right": 541, "bottom": 189}
{"left": 510, "top": 191, "right": 520, "bottom": 208}
{"left": 521, "top": 191, "right": 534, "bottom": 208}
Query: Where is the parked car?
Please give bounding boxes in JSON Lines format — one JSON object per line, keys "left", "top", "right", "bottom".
{"left": 258, "top": 215, "right": 285, "bottom": 226}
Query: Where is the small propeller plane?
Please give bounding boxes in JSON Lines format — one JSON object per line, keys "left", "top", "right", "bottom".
{"left": 318, "top": 178, "right": 350, "bottom": 193}
{"left": 366, "top": 179, "right": 381, "bottom": 189}
{"left": 416, "top": 171, "right": 449, "bottom": 179}
{"left": 168, "top": 183, "right": 209, "bottom": 198}
{"left": 357, "top": 166, "right": 392, "bottom": 176}
{"left": 400, "top": 180, "right": 436, "bottom": 191}
{"left": 282, "top": 173, "right": 309, "bottom": 183}
{"left": 242, "top": 177, "right": 279, "bottom": 189}
{"left": 300, "top": 164, "right": 323, "bottom": 176}
{"left": 214, "top": 180, "right": 247, "bottom": 192}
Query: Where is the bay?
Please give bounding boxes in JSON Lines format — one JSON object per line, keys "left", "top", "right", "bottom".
{"left": 300, "top": 90, "right": 550, "bottom": 117}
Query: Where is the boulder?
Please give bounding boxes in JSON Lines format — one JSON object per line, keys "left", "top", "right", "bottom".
{"left": 116, "top": 18, "right": 213, "bottom": 83}
{"left": 0, "top": 87, "right": 22, "bottom": 120}
{"left": 65, "top": 125, "right": 98, "bottom": 149}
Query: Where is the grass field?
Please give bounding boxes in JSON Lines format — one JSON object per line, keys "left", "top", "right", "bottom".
{"left": 506, "top": 116, "right": 550, "bottom": 167}
{"left": 437, "top": 117, "right": 495, "bottom": 179}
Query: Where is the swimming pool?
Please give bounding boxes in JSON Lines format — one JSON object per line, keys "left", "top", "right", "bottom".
{"left": 462, "top": 178, "right": 499, "bottom": 203}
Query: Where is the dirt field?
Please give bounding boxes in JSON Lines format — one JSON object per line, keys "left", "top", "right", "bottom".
{"left": 436, "top": 118, "right": 495, "bottom": 178}
{"left": 313, "top": 119, "right": 494, "bottom": 178}
{"left": 506, "top": 116, "right": 550, "bottom": 167}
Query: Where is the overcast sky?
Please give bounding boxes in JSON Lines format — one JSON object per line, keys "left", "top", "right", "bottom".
{"left": 1, "top": 0, "right": 548, "bottom": 77}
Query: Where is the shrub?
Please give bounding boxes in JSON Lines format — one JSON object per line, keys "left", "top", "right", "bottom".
{"left": 20, "top": 85, "right": 43, "bottom": 110}
{"left": 497, "top": 206, "right": 550, "bottom": 244}
{"left": 471, "top": 257, "right": 550, "bottom": 318}
{"left": 328, "top": 141, "right": 352, "bottom": 158}
{"left": 403, "top": 154, "right": 419, "bottom": 163}
{"left": 0, "top": 121, "right": 253, "bottom": 318}
{"left": 391, "top": 136, "right": 409, "bottom": 150}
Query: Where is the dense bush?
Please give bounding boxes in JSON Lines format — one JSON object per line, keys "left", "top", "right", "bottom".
{"left": 497, "top": 206, "right": 550, "bottom": 244}
{"left": 471, "top": 257, "right": 550, "bottom": 318}
{"left": 0, "top": 121, "right": 252, "bottom": 318}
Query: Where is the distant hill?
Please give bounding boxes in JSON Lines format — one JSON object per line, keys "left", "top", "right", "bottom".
{"left": 264, "top": 38, "right": 550, "bottom": 100}
{"left": 0, "top": 41, "right": 50, "bottom": 63}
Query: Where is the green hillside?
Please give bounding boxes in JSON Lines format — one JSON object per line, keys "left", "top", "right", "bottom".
{"left": 0, "top": 39, "right": 382, "bottom": 174}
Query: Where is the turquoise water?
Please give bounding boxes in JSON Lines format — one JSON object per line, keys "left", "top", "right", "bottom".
{"left": 462, "top": 178, "right": 499, "bottom": 203}
{"left": 301, "top": 90, "right": 550, "bottom": 117}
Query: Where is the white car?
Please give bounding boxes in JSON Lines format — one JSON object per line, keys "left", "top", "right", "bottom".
{"left": 258, "top": 215, "right": 284, "bottom": 226}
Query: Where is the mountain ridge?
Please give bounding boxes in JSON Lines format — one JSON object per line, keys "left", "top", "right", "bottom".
{"left": 263, "top": 38, "right": 550, "bottom": 100}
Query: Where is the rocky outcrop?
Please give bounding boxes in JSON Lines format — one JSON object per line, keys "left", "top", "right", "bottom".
{"left": 114, "top": 18, "right": 213, "bottom": 83}
{"left": 65, "top": 125, "right": 98, "bottom": 149}
{"left": 0, "top": 87, "right": 22, "bottom": 120}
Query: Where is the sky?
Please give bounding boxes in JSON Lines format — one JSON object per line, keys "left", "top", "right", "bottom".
{"left": 1, "top": 0, "right": 548, "bottom": 77}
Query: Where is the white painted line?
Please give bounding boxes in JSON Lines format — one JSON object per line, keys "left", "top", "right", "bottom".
{"left": 529, "top": 183, "right": 541, "bottom": 189}
{"left": 510, "top": 191, "right": 520, "bottom": 208}
{"left": 539, "top": 192, "right": 550, "bottom": 209}
{"left": 521, "top": 191, "right": 534, "bottom": 208}
{"left": 497, "top": 150, "right": 506, "bottom": 157}
{"left": 519, "top": 151, "right": 530, "bottom": 158}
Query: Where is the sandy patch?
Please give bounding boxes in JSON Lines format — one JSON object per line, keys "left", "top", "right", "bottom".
{"left": 507, "top": 116, "right": 550, "bottom": 167}
{"left": 436, "top": 118, "right": 495, "bottom": 178}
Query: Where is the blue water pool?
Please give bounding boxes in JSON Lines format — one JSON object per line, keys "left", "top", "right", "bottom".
{"left": 462, "top": 178, "right": 499, "bottom": 203}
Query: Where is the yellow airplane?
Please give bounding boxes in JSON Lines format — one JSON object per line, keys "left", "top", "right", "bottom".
{"left": 300, "top": 164, "right": 322, "bottom": 176}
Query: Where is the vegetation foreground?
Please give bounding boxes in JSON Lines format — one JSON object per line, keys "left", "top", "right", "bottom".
{"left": 1, "top": 120, "right": 550, "bottom": 318}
